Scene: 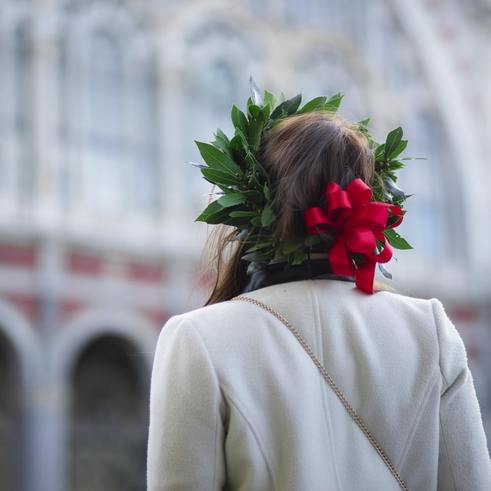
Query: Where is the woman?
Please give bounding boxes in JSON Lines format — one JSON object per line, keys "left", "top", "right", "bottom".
{"left": 147, "top": 98, "right": 491, "bottom": 490}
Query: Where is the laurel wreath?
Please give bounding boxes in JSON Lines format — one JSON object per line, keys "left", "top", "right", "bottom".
{"left": 194, "top": 80, "right": 419, "bottom": 276}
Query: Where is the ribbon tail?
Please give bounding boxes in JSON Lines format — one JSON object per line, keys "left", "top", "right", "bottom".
{"left": 329, "top": 238, "right": 355, "bottom": 276}
{"left": 355, "top": 261, "right": 376, "bottom": 294}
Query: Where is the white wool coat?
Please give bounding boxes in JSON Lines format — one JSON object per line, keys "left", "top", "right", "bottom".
{"left": 147, "top": 279, "right": 491, "bottom": 490}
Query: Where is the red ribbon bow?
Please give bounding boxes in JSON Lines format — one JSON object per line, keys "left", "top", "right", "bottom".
{"left": 304, "top": 178, "right": 404, "bottom": 294}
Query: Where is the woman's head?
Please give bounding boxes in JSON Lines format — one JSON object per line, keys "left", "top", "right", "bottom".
{"left": 201, "top": 110, "right": 376, "bottom": 305}
{"left": 259, "top": 111, "right": 375, "bottom": 244}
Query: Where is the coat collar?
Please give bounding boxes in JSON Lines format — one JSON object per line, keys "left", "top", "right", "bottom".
{"left": 241, "top": 258, "right": 355, "bottom": 295}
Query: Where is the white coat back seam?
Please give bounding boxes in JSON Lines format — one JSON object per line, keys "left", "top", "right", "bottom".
{"left": 220, "top": 384, "right": 277, "bottom": 491}
{"left": 396, "top": 370, "right": 440, "bottom": 470}
{"left": 185, "top": 321, "right": 224, "bottom": 489}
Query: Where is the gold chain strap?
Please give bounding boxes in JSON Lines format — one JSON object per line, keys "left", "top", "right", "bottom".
{"left": 231, "top": 295, "right": 409, "bottom": 491}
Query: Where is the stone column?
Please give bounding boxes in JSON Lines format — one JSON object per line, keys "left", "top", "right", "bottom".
{"left": 25, "top": 3, "right": 68, "bottom": 490}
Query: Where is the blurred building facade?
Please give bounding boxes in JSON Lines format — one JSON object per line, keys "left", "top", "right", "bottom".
{"left": 0, "top": 0, "right": 490, "bottom": 490}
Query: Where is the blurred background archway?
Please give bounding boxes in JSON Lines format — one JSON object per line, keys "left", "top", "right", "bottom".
{"left": 69, "top": 334, "right": 148, "bottom": 491}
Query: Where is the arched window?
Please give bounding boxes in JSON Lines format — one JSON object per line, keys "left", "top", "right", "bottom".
{"left": 58, "top": 8, "right": 161, "bottom": 221}
{"left": 69, "top": 335, "right": 148, "bottom": 490}
{"left": 0, "top": 332, "right": 21, "bottom": 491}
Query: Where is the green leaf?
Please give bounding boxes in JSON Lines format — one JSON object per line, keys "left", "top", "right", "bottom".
{"left": 270, "top": 94, "right": 302, "bottom": 119}
{"left": 195, "top": 199, "right": 222, "bottom": 221}
{"left": 217, "top": 192, "right": 247, "bottom": 208}
{"left": 357, "top": 117, "right": 370, "bottom": 134}
{"left": 383, "top": 127, "right": 403, "bottom": 162}
{"left": 212, "top": 129, "right": 231, "bottom": 155}
{"left": 234, "top": 127, "right": 250, "bottom": 151}
{"left": 387, "top": 139, "right": 407, "bottom": 161}
{"left": 224, "top": 216, "right": 251, "bottom": 227}
{"left": 242, "top": 190, "right": 265, "bottom": 204}
{"left": 263, "top": 90, "right": 276, "bottom": 110}
{"left": 251, "top": 216, "right": 262, "bottom": 226}
{"left": 201, "top": 167, "right": 239, "bottom": 186}
{"left": 245, "top": 153, "right": 268, "bottom": 181}
{"left": 229, "top": 210, "right": 258, "bottom": 218}
{"left": 291, "top": 248, "right": 307, "bottom": 265}
{"left": 375, "top": 143, "right": 386, "bottom": 161}
{"left": 260, "top": 204, "right": 276, "bottom": 227}
{"left": 206, "top": 210, "right": 230, "bottom": 224}
{"left": 298, "top": 96, "right": 327, "bottom": 114}
{"left": 324, "top": 93, "right": 344, "bottom": 111}
{"left": 231, "top": 105, "right": 248, "bottom": 132}
{"left": 247, "top": 110, "right": 265, "bottom": 151}
{"left": 383, "top": 229, "right": 413, "bottom": 250}
{"left": 195, "top": 200, "right": 228, "bottom": 224}
{"left": 247, "top": 103, "right": 261, "bottom": 120}
{"left": 387, "top": 160, "right": 405, "bottom": 171}
{"left": 284, "top": 93, "right": 302, "bottom": 114}
{"left": 228, "top": 134, "right": 244, "bottom": 159}
{"left": 241, "top": 250, "right": 272, "bottom": 263}
{"left": 281, "top": 240, "right": 304, "bottom": 255}
{"left": 196, "top": 142, "right": 242, "bottom": 176}
{"left": 244, "top": 242, "right": 271, "bottom": 253}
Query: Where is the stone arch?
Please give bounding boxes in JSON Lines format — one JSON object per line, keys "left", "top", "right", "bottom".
{"left": 54, "top": 308, "right": 157, "bottom": 380}
{"left": 69, "top": 334, "right": 149, "bottom": 490}
{"left": 0, "top": 299, "right": 39, "bottom": 491}
{"left": 51, "top": 308, "right": 158, "bottom": 491}
{"left": 0, "top": 299, "right": 39, "bottom": 387}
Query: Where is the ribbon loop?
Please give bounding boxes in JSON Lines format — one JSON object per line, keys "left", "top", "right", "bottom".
{"left": 303, "top": 178, "right": 405, "bottom": 294}
{"left": 346, "top": 178, "right": 372, "bottom": 207}
{"left": 325, "top": 184, "right": 352, "bottom": 223}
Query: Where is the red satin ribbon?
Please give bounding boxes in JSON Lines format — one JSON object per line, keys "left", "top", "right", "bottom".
{"left": 304, "top": 178, "right": 404, "bottom": 294}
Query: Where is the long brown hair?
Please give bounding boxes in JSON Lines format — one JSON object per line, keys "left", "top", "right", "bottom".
{"left": 199, "top": 111, "right": 377, "bottom": 305}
